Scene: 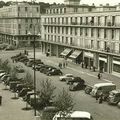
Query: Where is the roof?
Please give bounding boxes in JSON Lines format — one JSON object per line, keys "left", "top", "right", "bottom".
{"left": 94, "top": 83, "right": 116, "bottom": 87}
{"left": 55, "top": 111, "right": 91, "bottom": 119}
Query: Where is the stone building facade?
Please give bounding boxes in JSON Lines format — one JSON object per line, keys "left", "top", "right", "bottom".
{"left": 41, "top": 2, "right": 120, "bottom": 74}
{"left": 0, "top": 2, "right": 41, "bottom": 47}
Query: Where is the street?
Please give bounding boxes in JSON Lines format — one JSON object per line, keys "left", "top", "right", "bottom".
{"left": 0, "top": 49, "right": 120, "bottom": 120}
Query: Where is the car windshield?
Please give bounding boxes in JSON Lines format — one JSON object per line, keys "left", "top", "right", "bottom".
{"left": 66, "top": 75, "right": 73, "bottom": 77}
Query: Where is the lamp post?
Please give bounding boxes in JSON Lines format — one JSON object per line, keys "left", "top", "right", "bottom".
{"left": 28, "top": 24, "right": 40, "bottom": 116}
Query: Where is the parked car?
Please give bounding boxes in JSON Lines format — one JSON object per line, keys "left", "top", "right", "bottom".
{"left": 16, "top": 84, "right": 27, "bottom": 93}
{"left": 18, "top": 88, "right": 31, "bottom": 97}
{"left": 9, "top": 81, "right": 21, "bottom": 92}
{"left": 59, "top": 74, "right": 74, "bottom": 81}
{"left": 66, "top": 77, "right": 84, "bottom": 85}
{"left": 69, "top": 80, "right": 86, "bottom": 91}
{"left": 5, "top": 45, "right": 15, "bottom": 51}
{"left": 46, "top": 69, "right": 63, "bottom": 76}
{"left": 84, "top": 85, "right": 93, "bottom": 94}
{"left": 53, "top": 111, "right": 94, "bottom": 120}
{"left": 117, "top": 102, "right": 120, "bottom": 108}
{"left": 107, "top": 89, "right": 120, "bottom": 105}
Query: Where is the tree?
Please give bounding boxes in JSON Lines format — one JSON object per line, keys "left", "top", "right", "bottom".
{"left": 23, "top": 71, "right": 33, "bottom": 89}
{"left": 38, "top": 78, "right": 56, "bottom": 108}
{"left": 53, "top": 88, "right": 74, "bottom": 113}
{"left": 0, "top": 59, "right": 11, "bottom": 73}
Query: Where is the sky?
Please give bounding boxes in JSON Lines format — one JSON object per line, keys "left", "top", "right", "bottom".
{"left": 3, "top": 0, "right": 120, "bottom": 6}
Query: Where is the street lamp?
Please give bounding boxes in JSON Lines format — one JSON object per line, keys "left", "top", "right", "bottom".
{"left": 28, "top": 24, "right": 40, "bottom": 116}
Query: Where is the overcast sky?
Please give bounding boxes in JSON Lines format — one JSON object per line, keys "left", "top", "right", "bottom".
{"left": 4, "top": 0, "right": 120, "bottom": 6}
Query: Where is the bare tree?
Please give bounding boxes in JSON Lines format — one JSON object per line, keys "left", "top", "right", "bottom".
{"left": 53, "top": 88, "right": 74, "bottom": 113}
{"left": 38, "top": 78, "right": 56, "bottom": 108}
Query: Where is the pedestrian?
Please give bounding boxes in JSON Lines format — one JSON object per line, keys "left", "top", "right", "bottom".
{"left": 98, "top": 72, "right": 102, "bottom": 79}
{"left": 63, "top": 62, "right": 65, "bottom": 68}
{"left": 95, "top": 92, "right": 99, "bottom": 102}
{"left": 99, "top": 92, "right": 103, "bottom": 104}
{"left": 93, "top": 66, "right": 96, "bottom": 72}
{"left": 0, "top": 95, "right": 2, "bottom": 106}
{"left": 81, "top": 62, "right": 84, "bottom": 68}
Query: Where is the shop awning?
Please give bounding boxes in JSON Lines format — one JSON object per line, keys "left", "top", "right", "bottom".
{"left": 60, "top": 48, "right": 72, "bottom": 57}
{"left": 84, "top": 52, "right": 93, "bottom": 58}
{"left": 69, "top": 50, "right": 82, "bottom": 59}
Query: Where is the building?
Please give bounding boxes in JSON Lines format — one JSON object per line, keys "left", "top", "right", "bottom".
{"left": 40, "top": 0, "right": 120, "bottom": 74}
{"left": 0, "top": 2, "right": 41, "bottom": 47}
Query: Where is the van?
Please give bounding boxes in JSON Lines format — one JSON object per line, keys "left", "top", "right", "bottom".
{"left": 108, "top": 89, "right": 120, "bottom": 105}
{"left": 53, "top": 111, "right": 93, "bottom": 120}
{"left": 90, "top": 83, "right": 116, "bottom": 98}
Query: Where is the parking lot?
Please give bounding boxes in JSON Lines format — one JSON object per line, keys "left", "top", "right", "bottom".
{"left": 0, "top": 49, "right": 120, "bottom": 120}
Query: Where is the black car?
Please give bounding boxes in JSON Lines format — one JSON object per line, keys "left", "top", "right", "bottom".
{"left": 46, "top": 69, "right": 63, "bottom": 76}
{"left": 18, "top": 88, "right": 31, "bottom": 97}
{"left": 66, "top": 77, "right": 84, "bottom": 85}
{"left": 69, "top": 81, "right": 86, "bottom": 91}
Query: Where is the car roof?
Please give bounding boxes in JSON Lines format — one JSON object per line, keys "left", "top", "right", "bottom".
{"left": 94, "top": 83, "right": 116, "bottom": 87}
{"left": 55, "top": 111, "right": 91, "bottom": 119}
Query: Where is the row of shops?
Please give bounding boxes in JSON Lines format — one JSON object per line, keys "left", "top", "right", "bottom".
{"left": 41, "top": 41, "right": 120, "bottom": 74}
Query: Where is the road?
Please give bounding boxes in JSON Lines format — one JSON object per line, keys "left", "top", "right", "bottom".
{"left": 0, "top": 50, "right": 120, "bottom": 120}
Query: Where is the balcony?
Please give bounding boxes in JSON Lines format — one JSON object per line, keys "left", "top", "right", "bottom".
{"left": 43, "top": 22, "right": 120, "bottom": 29}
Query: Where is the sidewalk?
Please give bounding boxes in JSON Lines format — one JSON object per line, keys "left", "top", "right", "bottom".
{"left": 0, "top": 83, "right": 35, "bottom": 120}
{"left": 28, "top": 52, "right": 120, "bottom": 86}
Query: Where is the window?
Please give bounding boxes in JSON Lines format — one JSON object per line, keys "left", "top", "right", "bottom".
{"left": 91, "top": 28, "right": 94, "bottom": 37}
{"left": 80, "top": 17, "right": 82, "bottom": 25}
{"left": 66, "top": 17, "right": 68, "bottom": 24}
{"left": 70, "top": 27, "right": 72, "bottom": 34}
{"left": 36, "top": 7, "right": 39, "bottom": 12}
{"left": 112, "top": 29, "right": 114, "bottom": 39}
{"left": 86, "top": 17, "right": 88, "bottom": 25}
{"left": 18, "top": 7, "right": 20, "bottom": 11}
{"left": 26, "top": 30, "right": 28, "bottom": 34}
{"left": 75, "top": 28, "right": 77, "bottom": 35}
{"left": 85, "top": 28, "right": 88, "bottom": 36}
{"left": 62, "top": 18, "right": 64, "bottom": 24}
{"left": 97, "top": 41, "right": 100, "bottom": 49}
{"left": 91, "top": 40, "right": 94, "bottom": 48}
{"left": 62, "top": 36, "right": 64, "bottom": 43}
{"left": 62, "top": 27, "right": 64, "bottom": 34}
{"left": 70, "top": 37, "right": 73, "bottom": 45}
{"left": 64, "top": 8, "right": 66, "bottom": 13}
{"left": 58, "top": 36, "right": 60, "bottom": 42}
{"left": 112, "top": 16, "right": 115, "bottom": 26}
{"left": 60, "top": 8, "right": 62, "bottom": 13}
{"left": 66, "top": 37, "right": 68, "bottom": 44}
{"left": 97, "top": 29, "right": 100, "bottom": 38}
{"left": 104, "top": 29, "right": 107, "bottom": 38}
{"left": 98, "top": 17, "right": 100, "bottom": 25}
{"left": 25, "top": 7, "right": 27, "bottom": 12}
{"left": 66, "top": 27, "right": 68, "bottom": 34}
{"left": 18, "top": 24, "right": 21, "bottom": 29}
{"left": 80, "top": 28, "right": 83, "bottom": 36}
{"left": 58, "top": 27, "right": 60, "bottom": 34}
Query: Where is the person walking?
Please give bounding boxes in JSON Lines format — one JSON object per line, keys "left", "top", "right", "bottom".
{"left": 95, "top": 92, "right": 99, "bottom": 102}
{"left": 98, "top": 92, "right": 103, "bottom": 104}
{"left": 98, "top": 72, "right": 102, "bottom": 79}
{"left": 63, "top": 62, "right": 65, "bottom": 68}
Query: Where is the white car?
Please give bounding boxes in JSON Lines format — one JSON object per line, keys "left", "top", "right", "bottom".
{"left": 53, "top": 111, "right": 93, "bottom": 120}
{"left": 59, "top": 74, "right": 74, "bottom": 81}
